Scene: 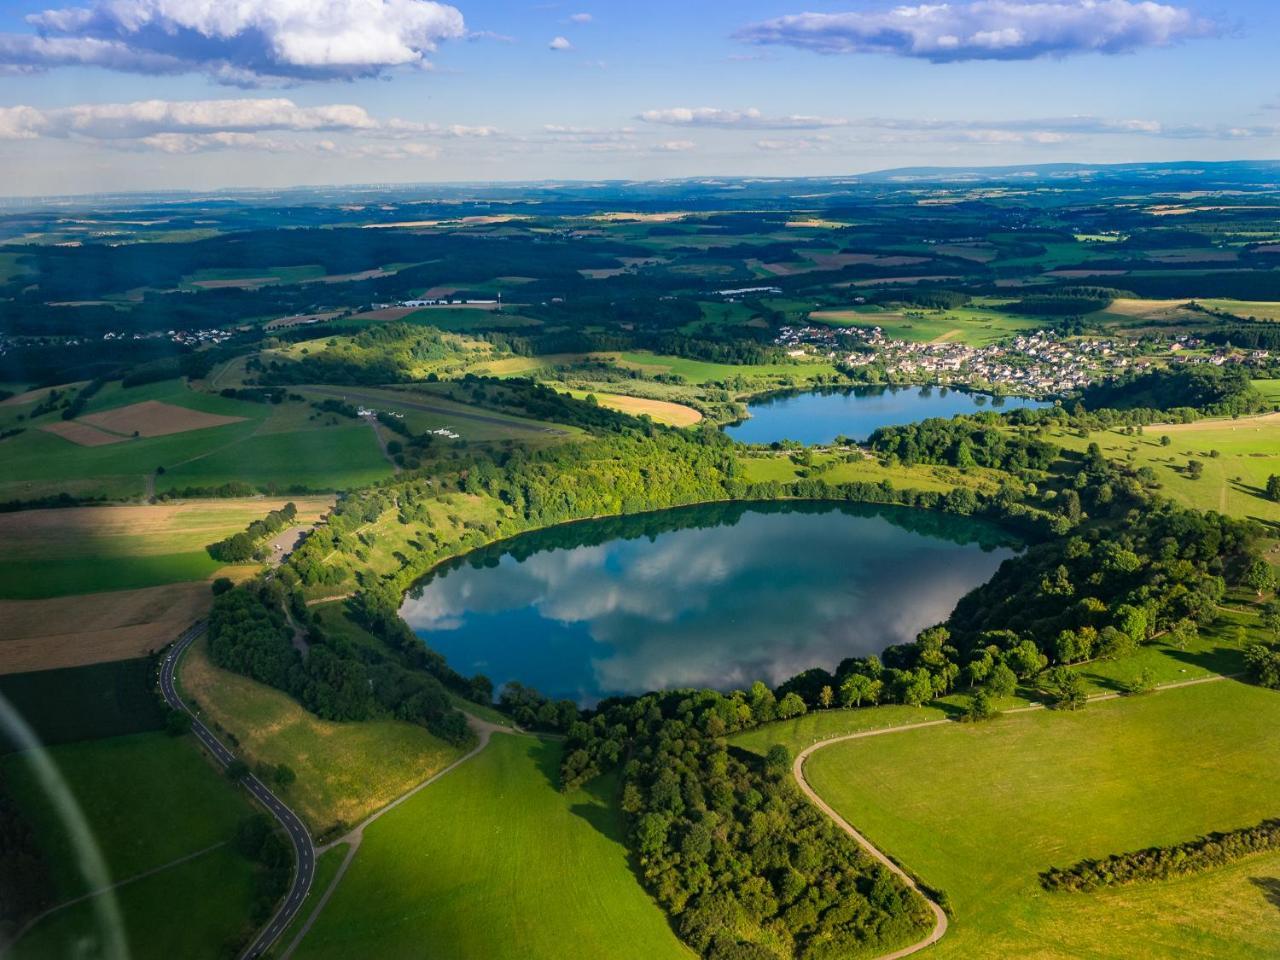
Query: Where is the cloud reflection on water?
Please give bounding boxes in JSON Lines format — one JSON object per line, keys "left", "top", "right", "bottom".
{"left": 400, "top": 505, "right": 1013, "bottom": 704}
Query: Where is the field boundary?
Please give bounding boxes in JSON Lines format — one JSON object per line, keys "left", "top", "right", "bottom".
{"left": 793, "top": 671, "right": 1240, "bottom": 959}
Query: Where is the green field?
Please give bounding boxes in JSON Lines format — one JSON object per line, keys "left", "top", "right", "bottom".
{"left": 4, "top": 732, "right": 261, "bottom": 959}
{"left": 293, "top": 734, "right": 690, "bottom": 960}
{"left": 1200, "top": 299, "right": 1280, "bottom": 321}
{"left": 0, "top": 378, "right": 392, "bottom": 500}
{"left": 810, "top": 302, "right": 1043, "bottom": 345}
{"left": 804, "top": 680, "right": 1280, "bottom": 959}
{"left": 1041, "top": 416, "right": 1280, "bottom": 524}
{"left": 615, "top": 350, "right": 838, "bottom": 385}
{"left": 0, "top": 498, "right": 331, "bottom": 600}
{"left": 0, "top": 659, "right": 165, "bottom": 750}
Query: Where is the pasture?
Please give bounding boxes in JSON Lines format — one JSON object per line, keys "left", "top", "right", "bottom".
{"left": 292, "top": 733, "right": 690, "bottom": 960}
{"left": 809, "top": 302, "right": 1042, "bottom": 345}
{"left": 0, "top": 498, "right": 331, "bottom": 600}
{"left": 802, "top": 680, "right": 1280, "bottom": 959}
{"left": 1041, "top": 415, "right": 1280, "bottom": 524}
{"left": 614, "top": 350, "right": 838, "bottom": 385}
{"left": 179, "top": 635, "right": 464, "bottom": 834}
{"left": 3, "top": 732, "right": 260, "bottom": 960}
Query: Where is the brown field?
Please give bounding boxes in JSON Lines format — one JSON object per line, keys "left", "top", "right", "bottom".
{"left": 1099, "top": 298, "right": 1191, "bottom": 317}
{"left": 589, "top": 393, "right": 703, "bottom": 427}
{"left": 39, "top": 420, "right": 127, "bottom": 446}
{"left": 190, "top": 276, "right": 278, "bottom": 289}
{"left": 1146, "top": 249, "right": 1239, "bottom": 263}
{"left": 1046, "top": 268, "right": 1130, "bottom": 278}
{"left": 308, "top": 268, "right": 394, "bottom": 284}
{"left": 579, "top": 267, "right": 628, "bottom": 279}
{"left": 79, "top": 400, "right": 246, "bottom": 437}
{"left": 0, "top": 581, "right": 214, "bottom": 674}
{"left": 809, "top": 253, "right": 930, "bottom": 270}
{"left": 1, "top": 382, "right": 88, "bottom": 407}
{"left": 349, "top": 306, "right": 418, "bottom": 322}
{"left": 264, "top": 311, "right": 342, "bottom": 330}
{"left": 0, "top": 497, "right": 334, "bottom": 560}
{"left": 847, "top": 274, "right": 964, "bottom": 287}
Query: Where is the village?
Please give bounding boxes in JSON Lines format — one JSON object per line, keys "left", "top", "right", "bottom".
{"left": 775, "top": 323, "right": 1270, "bottom": 398}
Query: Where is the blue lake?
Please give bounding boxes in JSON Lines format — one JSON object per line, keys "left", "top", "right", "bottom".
{"left": 724, "top": 386, "right": 1050, "bottom": 446}
{"left": 401, "top": 501, "right": 1017, "bottom": 705}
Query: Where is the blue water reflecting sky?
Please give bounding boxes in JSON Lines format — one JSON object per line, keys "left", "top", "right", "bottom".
{"left": 402, "top": 504, "right": 1015, "bottom": 705}
{"left": 724, "top": 386, "right": 1049, "bottom": 446}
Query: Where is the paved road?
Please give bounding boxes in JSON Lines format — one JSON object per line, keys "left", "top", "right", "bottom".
{"left": 160, "top": 623, "right": 315, "bottom": 960}
{"left": 304, "top": 385, "right": 570, "bottom": 435}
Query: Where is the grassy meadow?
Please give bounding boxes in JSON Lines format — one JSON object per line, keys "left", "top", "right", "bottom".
{"left": 3, "top": 732, "right": 260, "bottom": 959}
{"left": 802, "top": 680, "right": 1280, "bottom": 959}
{"left": 292, "top": 733, "right": 690, "bottom": 960}
{"left": 1040, "top": 414, "right": 1280, "bottom": 525}
{"left": 809, "top": 302, "right": 1041, "bottom": 345}
{"left": 179, "top": 634, "right": 465, "bottom": 835}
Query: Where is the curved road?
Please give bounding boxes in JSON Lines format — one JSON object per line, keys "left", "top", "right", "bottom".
{"left": 160, "top": 623, "right": 315, "bottom": 960}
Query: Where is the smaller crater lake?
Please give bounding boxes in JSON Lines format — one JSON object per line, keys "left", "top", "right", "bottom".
{"left": 401, "top": 502, "right": 1019, "bottom": 706}
{"left": 724, "top": 385, "right": 1049, "bottom": 446}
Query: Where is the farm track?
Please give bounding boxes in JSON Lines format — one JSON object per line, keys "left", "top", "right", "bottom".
{"left": 279, "top": 714, "right": 514, "bottom": 959}
{"left": 793, "top": 671, "right": 1239, "bottom": 959}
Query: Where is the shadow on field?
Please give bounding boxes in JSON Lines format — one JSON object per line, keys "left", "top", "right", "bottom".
{"left": 1250, "top": 877, "right": 1280, "bottom": 912}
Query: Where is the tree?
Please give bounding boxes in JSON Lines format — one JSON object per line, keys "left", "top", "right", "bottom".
{"left": 273, "top": 764, "right": 296, "bottom": 788}
{"left": 1169, "top": 618, "right": 1198, "bottom": 651}
{"left": 211, "top": 577, "right": 234, "bottom": 596}
{"left": 777, "top": 691, "right": 807, "bottom": 719}
{"left": 818, "top": 685, "right": 834, "bottom": 710}
{"left": 1186, "top": 459, "right": 1204, "bottom": 480}
{"left": 986, "top": 661, "right": 1018, "bottom": 699}
{"left": 764, "top": 744, "right": 791, "bottom": 779}
{"left": 1267, "top": 474, "right": 1280, "bottom": 503}
{"left": 1045, "top": 666, "right": 1087, "bottom": 710}
{"left": 1245, "top": 642, "right": 1280, "bottom": 688}
{"left": 164, "top": 709, "right": 191, "bottom": 736}
{"left": 840, "top": 673, "right": 882, "bottom": 708}
{"left": 1244, "top": 558, "right": 1277, "bottom": 598}
{"left": 963, "top": 689, "right": 998, "bottom": 722}
{"left": 1124, "top": 667, "right": 1156, "bottom": 695}
{"left": 1160, "top": 435, "right": 1172, "bottom": 447}
{"left": 226, "top": 759, "right": 250, "bottom": 781}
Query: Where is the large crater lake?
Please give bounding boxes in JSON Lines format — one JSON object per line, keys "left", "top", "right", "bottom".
{"left": 401, "top": 502, "right": 1018, "bottom": 705}
{"left": 724, "top": 385, "right": 1049, "bottom": 446}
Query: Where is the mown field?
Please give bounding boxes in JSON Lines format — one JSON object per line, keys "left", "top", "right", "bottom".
{"left": 179, "top": 633, "right": 464, "bottom": 835}
{"left": 0, "top": 378, "right": 391, "bottom": 500}
{"left": 292, "top": 733, "right": 690, "bottom": 960}
{"left": 803, "top": 680, "right": 1280, "bottom": 959}
{"left": 0, "top": 497, "right": 331, "bottom": 600}
{"left": 4, "top": 732, "right": 261, "bottom": 960}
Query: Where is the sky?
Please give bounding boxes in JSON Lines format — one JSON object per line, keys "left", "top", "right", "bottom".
{"left": 0, "top": 0, "right": 1277, "bottom": 195}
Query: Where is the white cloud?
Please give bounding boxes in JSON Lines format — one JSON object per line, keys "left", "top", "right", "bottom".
{"left": 857, "top": 115, "right": 1280, "bottom": 141}
{"left": 639, "top": 106, "right": 849, "bottom": 129}
{"left": 655, "top": 139, "right": 696, "bottom": 152}
{"left": 568, "top": 13, "right": 593, "bottom": 24}
{"left": 0, "top": 0, "right": 466, "bottom": 85}
{"left": 735, "top": 1, "right": 1216, "bottom": 63}
{"left": 549, "top": 35, "right": 573, "bottom": 51}
{"left": 755, "top": 135, "right": 833, "bottom": 152}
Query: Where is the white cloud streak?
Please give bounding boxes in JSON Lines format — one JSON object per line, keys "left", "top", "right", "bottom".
{"left": 735, "top": 1, "right": 1216, "bottom": 63}
{"left": 1, "top": 0, "right": 466, "bottom": 85}
{"left": 639, "top": 107, "right": 849, "bottom": 129}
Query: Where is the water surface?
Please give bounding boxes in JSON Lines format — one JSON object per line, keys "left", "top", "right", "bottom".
{"left": 401, "top": 502, "right": 1017, "bottom": 705}
{"left": 724, "top": 386, "right": 1049, "bottom": 446}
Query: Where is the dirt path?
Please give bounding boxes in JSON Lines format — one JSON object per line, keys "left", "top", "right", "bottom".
{"left": 361, "top": 414, "right": 401, "bottom": 473}
{"left": 279, "top": 713, "right": 514, "bottom": 959}
{"left": 5, "top": 842, "right": 226, "bottom": 950}
{"left": 792, "top": 671, "right": 1239, "bottom": 959}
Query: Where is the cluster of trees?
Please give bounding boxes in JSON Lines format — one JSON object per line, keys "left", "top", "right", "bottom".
{"left": 207, "top": 502, "right": 298, "bottom": 562}
{"left": 0, "top": 774, "right": 55, "bottom": 941}
{"left": 1079, "top": 365, "right": 1266, "bottom": 417}
{"left": 262, "top": 323, "right": 472, "bottom": 386}
{"left": 206, "top": 581, "right": 472, "bottom": 745}
{"left": 1040, "top": 818, "right": 1280, "bottom": 892}
{"left": 497, "top": 682, "right": 578, "bottom": 731}
{"left": 233, "top": 814, "right": 293, "bottom": 925}
{"left": 1006, "top": 287, "right": 1123, "bottom": 316}
{"left": 560, "top": 689, "right": 933, "bottom": 960}
{"left": 867, "top": 414, "right": 1059, "bottom": 472}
